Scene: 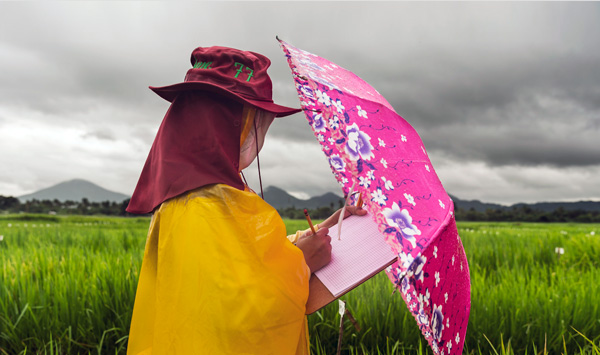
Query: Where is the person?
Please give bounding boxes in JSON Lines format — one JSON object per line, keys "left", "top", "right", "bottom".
{"left": 125, "top": 46, "right": 365, "bottom": 354}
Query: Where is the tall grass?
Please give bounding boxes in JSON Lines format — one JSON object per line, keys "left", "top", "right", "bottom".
{"left": 0, "top": 215, "right": 148, "bottom": 354}
{"left": 1, "top": 215, "right": 599, "bottom": 354}
{"left": 309, "top": 222, "right": 600, "bottom": 354}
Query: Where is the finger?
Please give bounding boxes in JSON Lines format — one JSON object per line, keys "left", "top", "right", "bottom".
{"left": 317, "top": 227, "right": 329, "bottom": 236}
{"left": 354, "top": 207, "right": 368, "bottom": 216}
{"left": 344, "top": 205, "right": 368, "bottom": 218}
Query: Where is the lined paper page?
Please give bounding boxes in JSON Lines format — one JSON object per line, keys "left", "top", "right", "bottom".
{"left": 315, "top": 215, "right": 397, "bottom": 297}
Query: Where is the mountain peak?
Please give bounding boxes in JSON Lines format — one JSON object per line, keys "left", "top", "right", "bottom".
{"left": 18, "top": 179, "right": 130, "bottom": 203}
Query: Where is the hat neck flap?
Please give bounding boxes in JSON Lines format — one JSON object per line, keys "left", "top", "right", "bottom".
{"left": 127, "top": 91, "right": 245, "bottom": 214}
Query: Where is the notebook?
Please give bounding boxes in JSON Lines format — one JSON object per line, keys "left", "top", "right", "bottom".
{"left": 306, "top": 214, "right": 397, "bottom": 314}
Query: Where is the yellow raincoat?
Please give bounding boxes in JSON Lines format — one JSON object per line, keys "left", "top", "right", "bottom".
{"left": 127, "top": 184, "right": 311, "bottom": 354}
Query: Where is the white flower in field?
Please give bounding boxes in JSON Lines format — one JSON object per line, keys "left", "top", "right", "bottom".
{"left": 555, "top": 247, "right": 565, "bottom": 255}
{"left": 591, "top": 231, "right": 596, "bottom": 236}
{"left": 7, "top": 223, "right": 11, "bottom": 227}
{"left": 0, "top": 235, "right": 3, "bottom": 241}
{"left": 560, "top": 230, "right": 568, "bottom": 235}
{"left": 24, "top": 223, "right": 28, "bottom": 228}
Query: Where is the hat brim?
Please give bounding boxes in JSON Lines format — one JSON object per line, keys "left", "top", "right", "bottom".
{"left": 150, "top": 82, "right": 302, "bottom": 118}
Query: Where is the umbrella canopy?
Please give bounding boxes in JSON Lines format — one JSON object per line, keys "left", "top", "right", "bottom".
{"left": 278, "top": 38, "right": 471, "bottom": 355}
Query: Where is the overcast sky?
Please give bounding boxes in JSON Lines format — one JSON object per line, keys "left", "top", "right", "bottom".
{"left": 1, "top": 2, "right": 598, "bottom": 205}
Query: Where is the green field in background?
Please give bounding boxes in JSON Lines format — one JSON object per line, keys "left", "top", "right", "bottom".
{"left": 1, "top": 214, "right": 599, "bottom": 354}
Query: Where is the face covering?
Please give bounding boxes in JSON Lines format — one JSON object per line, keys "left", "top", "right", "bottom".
{"left": 239, "top": 106, "right": 275, "bottom": 171}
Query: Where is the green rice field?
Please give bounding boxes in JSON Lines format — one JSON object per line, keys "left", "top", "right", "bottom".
{"left": 1, "top": 214, "right": 599, "bottom": 354}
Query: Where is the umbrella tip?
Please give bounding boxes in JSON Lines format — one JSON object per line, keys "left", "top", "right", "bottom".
{"left": 276, "top": 35, "right": 282, "bottom": 42}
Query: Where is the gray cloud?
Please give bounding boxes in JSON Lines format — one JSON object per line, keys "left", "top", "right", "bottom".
{"left": 1, "top": 1, "right": 599, "bottom": 203}
{"left": 82, "top": 129, "right": 115, "bottom": 141}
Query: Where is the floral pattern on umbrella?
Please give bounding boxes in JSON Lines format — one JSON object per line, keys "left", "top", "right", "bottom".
{"left": 279, "top": 39, "right": 471, "bottom": 355}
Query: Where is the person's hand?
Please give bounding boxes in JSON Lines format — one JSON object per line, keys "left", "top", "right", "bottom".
{"left": 318, "top": 205, "right": 368, "bottom": 230}
{"left": 295, "top": 227, "right": 332, "bottom": 273}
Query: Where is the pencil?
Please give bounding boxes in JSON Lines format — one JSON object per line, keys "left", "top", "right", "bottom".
{"left": 303, "top": 209, "right": 317, "bottom": 235}
{"left": 356, "top": 192, "right": 363, "bottom": 208}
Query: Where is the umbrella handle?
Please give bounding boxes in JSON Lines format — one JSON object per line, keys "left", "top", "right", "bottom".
{"left": 337, "top": 181, "right": 357, "bottom": 240}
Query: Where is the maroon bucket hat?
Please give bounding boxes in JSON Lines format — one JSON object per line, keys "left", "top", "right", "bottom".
{"left": 150, "top": 46, "right": 302, "bottom": 117}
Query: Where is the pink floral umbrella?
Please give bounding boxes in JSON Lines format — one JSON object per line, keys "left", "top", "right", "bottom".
{"left": 279, "top": 39, "right": 471, "bottom": 355}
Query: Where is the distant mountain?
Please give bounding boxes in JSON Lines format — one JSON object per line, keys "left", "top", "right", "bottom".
{"left": 264, "top": 186, "right": 343, "bottom": 210}
{"left": 16, "top": 179, "right": 599, "bottom": 213}
{"left": 18, "top": 179, "right": 130, "bottom": 203}
{"left": 266, "top": 187, "right": 600, "bottom": 212}
{"left": 511, "top": 201, "right": 600, "bottom": 213}
{"left": 450, "top": 195, "right": 506, "bottom": 212}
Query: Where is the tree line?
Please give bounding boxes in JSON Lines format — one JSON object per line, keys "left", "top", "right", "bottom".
{"left": 277, "top": 204, "right": 600, "bottom": 222}
{"left": 1, "top": 195, "right": 599, "bottom": 222}
{"left": 0, "top": 196, "right": 134, "bottom": 216}
{"left": 454, "top": 206, "right": 600, "bottom": 223}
